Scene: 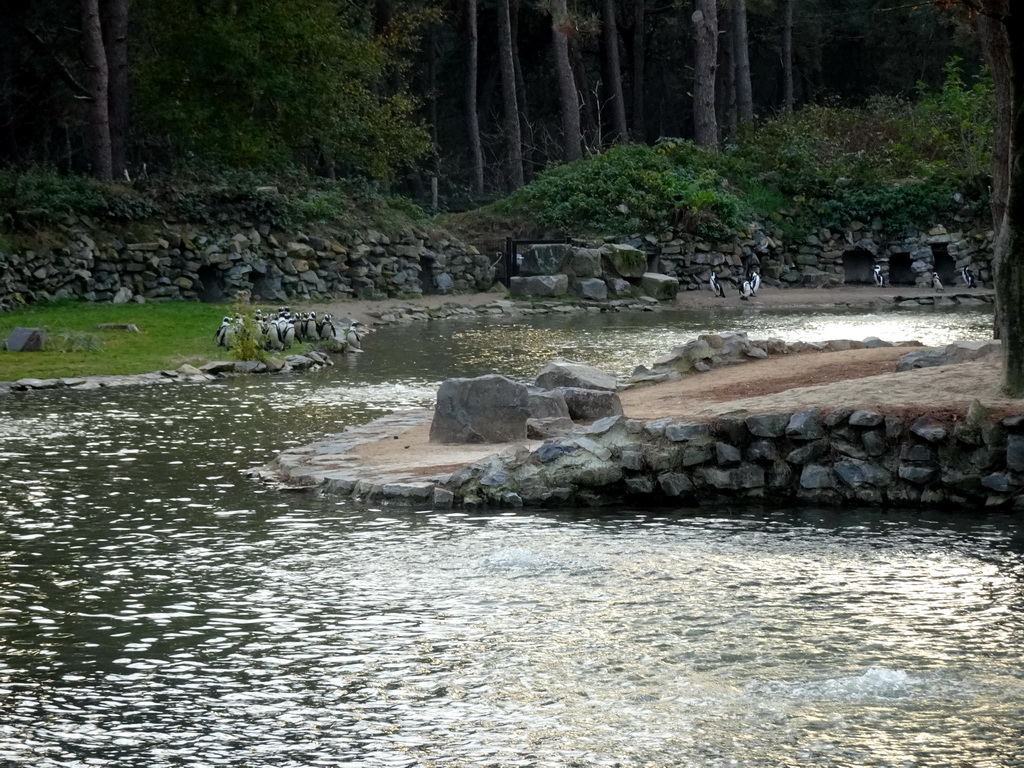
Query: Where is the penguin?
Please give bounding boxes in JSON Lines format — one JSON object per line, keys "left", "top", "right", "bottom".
{"left": 873, "top": 264, "right": 885, "bottom": 287}
{"left": 747, "top": 270, "right": 761, "bottom": 296}
{"left": 346, "top": 321, "right": 363, "bottom": 351}
{"left": 709, "top": 272, "right": 725, "bottom": 298}
{"left": 215, "top": 316, "right": 231, "bottom": 347}
{"left": 961, "top": 266, "right": 976, "bottom": 288}
{"left": 932, "top": 272, "right": 944, "bottom": 292}
{"left": 301, "top": 312, "right": 318, "bottom": 341}
{"left": 739, "top": 280, "right": 753, "bottom": 301}
{"left": 276, "top": 316, "right": 296, "bottom": 349}
{"left": 318, "top": 313, "right": 339, "bottom": 342}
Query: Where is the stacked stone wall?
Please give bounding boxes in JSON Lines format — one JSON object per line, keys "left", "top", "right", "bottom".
{"left": 0, "top": 223, "right": 493, "bottom": 309}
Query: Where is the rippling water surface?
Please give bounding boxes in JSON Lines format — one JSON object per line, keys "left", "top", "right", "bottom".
{"left": 3, "top": 305, "right": 1022, "bottom": 767}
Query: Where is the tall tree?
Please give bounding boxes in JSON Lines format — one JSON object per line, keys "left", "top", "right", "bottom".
{"left": 692, "top": 0, "right": 718, "bottom": 148}
{"left": 101, "top": 0, "right": 129, "bottom": 176}
{"left": 602, "top": 0, "right": 629, "bottom": 143}
{"left": 780, "top": 0, "right": 795, "bottom": 111}
{"left": 631, "top": 0, "right": 646, "bottom": 140}
{"left": 551, "top": 0, "right": 583, "bottom": 161}
{"left": 465, "top": 0, "right": 484, "bottom": 195}
{"left": 497, "top": 0, "right": 526, "bottom": 187}
{"left": 733, "top": 0, "right": 753, "bottom": 125}
{"left": 80, "top": 0, "right": 112, "bottom": 180}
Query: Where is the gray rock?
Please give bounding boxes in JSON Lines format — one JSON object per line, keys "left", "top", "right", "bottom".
{"left": 746, "top": 439, "right": 778, "bottom": 462}
{"left": 528, "top": 389, "right": 571, "bottom": 419}
{"left": 658, "top": 472, "right": 695, "bottom": 496}
{"left": 665, "top": 422, "right": 711, "bottom": 442}
{"left": 567, "top": 248, "right": 602, "bottom": 278}
{"left": 982, "top": 472, "right": 1012, "bottom": 493}
{"left": 625, "top": 476, "right": 656, "bottom": 494}
{"left": 536, "top": 441, "right": 578, "bottom": 463}
{"left": 895, "top": 348, "right": 946, "bottom": 371}
{"left": 572, "top": 277, "right": 608, "bottom": 301}
{"left": 800, "top": 464, "right": 836, "bottom": 489}
{"left": 605, "top": 276, "right": 633, "bottom": 297}
{"left": 1007, "top": 434, "right": 1024, "bottom": 472}
{"left": 640, "top": 272, "right": 679, "bottom": 301}
{"left": 746, "top": 413, "right": 791, "bottom": 438}
{"left": 557, "top": 387, "right": 624, "bottom": 421}
{"left": 849, "top": 410, "right": 885, "bottom": 427}
{"left": 520, "top": 243, "right": 571, "bottom": 275}
{"left": 600, "top": 243, "right": 648, "bottom": 278}
{"left": 786, "top": 409, "right": 824, "bottom": 440}
{"left": 433, "top": 488, "right": 455, "bottom": 508}
{"left": 509, "top": 274, "right": 569, "bottom": 298}
{"left": 700, "top": 464, "right": 765, "bottom": 490}
{"left": 5, "top": 326, "right": 46, "bottom": 352}
{"left": 430, "top": 375, "right": 530, "bottom": 444}
{"left": 910, "top": 416, "right": 948, "bottom": 443}
{"left": 787, "top": 441, "right": 826, "bottom": 465}
{"left": 536, "top": 359, "right": 618, "bottom": 391}
{"left": 527, "top": 417, "right": 575, "bottom": 440}
{"left": 715, "top": 442, "right": 743, "bottom": 466}
{"left": 834, "top": 459, "right": 892, "bottom": 488}
{"left": 898, "top": 465, "right": 936, "bottom": 484}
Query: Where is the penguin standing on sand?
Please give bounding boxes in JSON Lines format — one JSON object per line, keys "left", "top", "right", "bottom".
{"left": 932, "top": 272, "right": 944, "bottom": 292}
{"left": 747, "top": 270, "right": 761, "bottom": 296}
{"left": 873, "top": 264, "right": 885, "bottom": 287}
{"left": 961, "top": 266, "right": 976, "bottom": 288}
{"left": 709, "top": 272, "right": 725, "bottom": 298}
{"left": 739, "top": 280, "right": 753, "bottom": 301}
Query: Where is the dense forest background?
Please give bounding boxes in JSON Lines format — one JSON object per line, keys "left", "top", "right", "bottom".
{"left": 1, "top": 0, "right": 986, "bottom": 206}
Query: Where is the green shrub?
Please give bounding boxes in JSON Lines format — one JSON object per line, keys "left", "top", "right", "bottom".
{"left": 494, "top": 143, "right": 742, "bottom": 237}
{"left": 50, "top": 330, "right": 104, "bottom": 352}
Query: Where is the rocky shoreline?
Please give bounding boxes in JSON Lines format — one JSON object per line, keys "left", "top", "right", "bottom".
{"left": 255, "top": 334, "right": 1022, "bottom": 511}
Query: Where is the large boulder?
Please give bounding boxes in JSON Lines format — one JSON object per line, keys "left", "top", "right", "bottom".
{"left": 557, "top": 387, "right": 624, "bottom": 421}
{"left": 896, "top": 341, "right": 999, "bottom": 372}
{"left": 527, "top": 388, "right": 571, "bottom": 419}
{"left": 5, "top": 327, "right": 46, "bottom": 352}
{"left": 520, "top": 244, "right": 572, "bottom": 276}
{"left": 430, "top": 375, "right": 530, "bottom": 444}
{"left": 509, "top": 274, "right": 569, "bottom": 298}
{"left": 600, "top": 244, "right": 647, "bottom": 278}
{"left": 640, "top": 272, "right": 679, "bottom": 301}
{"left": 566, "top": 248, "right": 603, "bottom": 278}
{"left": 572, "top": 277, "right": 608, "bottom": 301}
{"left": 536, "top": 358, "right": 618, "bottom": 391}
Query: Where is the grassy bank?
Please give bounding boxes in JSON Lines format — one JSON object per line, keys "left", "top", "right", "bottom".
{"left": 0, "top": 301, "right": 308, "bottom": 380}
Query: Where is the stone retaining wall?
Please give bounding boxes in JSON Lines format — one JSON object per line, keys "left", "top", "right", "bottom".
{"left": 651, "top": 219, "right": 995, "bottom": 291}
{"left": 441, "top": 405, "right": 1023, "bottom": 510}
{"left": 0, "top": 223, "right": 493, "bottom": 309}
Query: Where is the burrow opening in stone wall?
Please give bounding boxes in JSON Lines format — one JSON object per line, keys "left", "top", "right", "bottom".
{"left": 250, "top": 273, "right": 272, "bottom": 301}
{"left": 196, "top": 266, "right": 225, "bottom": 302}
{"left": 932, "top": 244, "right": 957, "bottom": 285}
{"left": 840, "top": 248, "right": 875, "bottom": 284}
{"left": 888, "top": 253, "right": 916, "bottom": 285}
{"left": 419, "top": 255, "right": 437, "bottom": 295}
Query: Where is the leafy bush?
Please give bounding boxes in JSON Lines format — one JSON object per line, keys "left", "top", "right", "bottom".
{"left": 0, "top": 168, "right": 158, "bottom": 226}
{"left": 494, "top": 144, "right": 742, "bottom": 237}
{"left": 811, "top": 181, "right": 953, "bottom": 234}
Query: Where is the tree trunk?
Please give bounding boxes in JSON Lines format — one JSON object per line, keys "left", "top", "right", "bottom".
{"left": 631, "top": 0, "right": 646, "bottom": 141}
{"left": 718, "top": 4, "right": 737, "bottom": 139}
{"left": 733, "top": 0, "right": 753, "bottom": 126}
{"left": 781, "top": 0, "right": 794, "bottom": 112}
{"left": 692, "top": 0, "right": 718, "bottom": 149}
{"left": 510, "top": 0, "right": 534, "bottom": 181}
{"left": 602, "top": 0, "right": 629, "bottom": 144}
{"left": 571, "top": 39, "right": 597, "bottom": 151}
{"left": 977, "top": 10, "right": 1010, "bottom": 234}
{"left": 81, "top": 0, "right": 112, "bottom": 181}
{"left": 101, "top": 0, "right": 129, "bottom": 177}
{"left": 465, "top": 0, "right": 484, "bottom": 195}
{"left": 551, "top": 0, "right": 582, "bottom": 162}
{"left": 497, "top": 0, "right": 525, "bottom": 188}
{"left": 996, "top": 2, "right": 1024, "bottom": 394}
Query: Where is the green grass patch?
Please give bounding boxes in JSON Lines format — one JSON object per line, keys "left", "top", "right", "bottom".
{"left": 0, "top": 300, "right": 310, "bottom": 380}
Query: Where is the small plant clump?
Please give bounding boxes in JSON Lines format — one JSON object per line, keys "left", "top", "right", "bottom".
{"left": 50, "top": 330, "right": 103, "bottom": 352}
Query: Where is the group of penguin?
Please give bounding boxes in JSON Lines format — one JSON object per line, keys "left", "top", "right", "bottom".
{"left": 708, "top": 270, "right": 761, "bottom": 300}
{"left": 872, "top": 264, "right": 977, "bottom": 291}
{"left": 215, "top": 306, "right": 364, "bottom": 352}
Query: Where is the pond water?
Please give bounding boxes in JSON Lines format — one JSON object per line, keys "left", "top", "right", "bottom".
{"left": 3, "top": 305, "right": 1022, "bottom": 768}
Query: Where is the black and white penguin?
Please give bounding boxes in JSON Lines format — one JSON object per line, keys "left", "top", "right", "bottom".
{"left": 932, "top": 272, "right": 944, "bottom": 292}
{"left": 709, "top": 272, "right": 725, "bottom": 298}
{"left": 276, "top": 315, "right": 296, "bottom": 349}
{"left": 873, "top": 264, "right": 885, "bottom": 287}
{"left": 318, "top": 313, "right": 339, "bottom": 342}
{"left": 961, "top": 266, "right": 976, "bottom": 288}
{"left": 215, "top": 316, "right": 232, "bottom": 347}
{"left": 346, "top": 321, "right": 363, "bottom": 351}
{"left": 747, "top": 270, "right": 761, "bottom": 296}
{"left": 300, "top": 312, "right": 318, "bottom": 340}
{"left": 739, "top": 280, "right": 753, "bottom": 301}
